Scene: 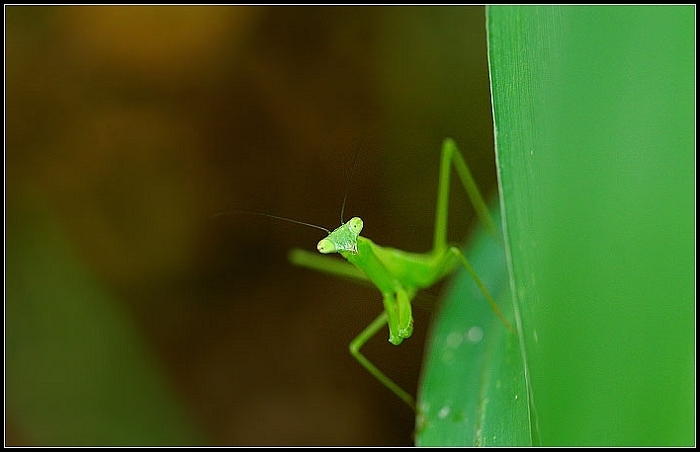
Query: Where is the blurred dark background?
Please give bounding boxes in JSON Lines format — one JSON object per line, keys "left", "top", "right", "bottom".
{"left": 6, "top": 6, "right": 497, "bottom": 446}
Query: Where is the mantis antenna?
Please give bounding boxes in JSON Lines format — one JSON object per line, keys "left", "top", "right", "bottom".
{"left": 212, "top": 210, "right": 331, "bottom": 234}
{"left": 215, "top": 140, "right": 365, "bottom": 232}
{"left": 339, "top": 140, "right": 363, "bottom": 225}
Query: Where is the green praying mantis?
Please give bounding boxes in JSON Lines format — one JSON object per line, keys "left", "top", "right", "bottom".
{"left": 231, "top": 138, "right": 514, "bottom": 411}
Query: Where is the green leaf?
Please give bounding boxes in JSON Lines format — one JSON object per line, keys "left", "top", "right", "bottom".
{"left": 416, "top": 207, "right": 531, "bottom": 446}
{"left": 418, "top": 6, "right": 694, "bottom": 446}
{"left": 488, "top": 5, "right": 694, "bottom": 446}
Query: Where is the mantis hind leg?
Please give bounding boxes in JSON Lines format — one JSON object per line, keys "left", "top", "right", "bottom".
{"left": 433, "top": 139, "right": 512, "bottom": 331}
{"left": 448, "top": 246, "right": 515, "bottom": 333}
{"left": 432, "top": 138, "right": 498, "bottom": 255}
{"left": 349, "top": 311, "right": 417, "bottom": 411}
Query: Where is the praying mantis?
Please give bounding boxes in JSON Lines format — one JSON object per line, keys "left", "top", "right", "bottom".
{"left": 279, "top": 138, "right": 514, "bottom": 411}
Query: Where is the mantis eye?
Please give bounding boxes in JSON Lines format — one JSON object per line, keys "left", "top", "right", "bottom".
{"left": 317, "top": 238, "right": 336, "bottom": 254}
{"left": 348, "top": 217, "right": 363, "bottom": 235}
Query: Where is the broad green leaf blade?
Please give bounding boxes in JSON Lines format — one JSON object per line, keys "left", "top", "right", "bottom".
{"left": 488, "top": 5, "right": 695, "bottom": 446}
{"left": 6, "top": 201, "right": 202, "bottom": 445}
{"left": 416, "top": 207, "right": 530, "bottom": 446}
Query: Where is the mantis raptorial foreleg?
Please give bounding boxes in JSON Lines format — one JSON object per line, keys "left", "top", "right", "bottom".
{"left": 289, "top": 138, "right": 512, "bottom": 410}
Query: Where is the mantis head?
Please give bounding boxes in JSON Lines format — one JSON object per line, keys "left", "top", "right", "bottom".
{"left": 317, "top": 217, "right": 363, "bottom": 255}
